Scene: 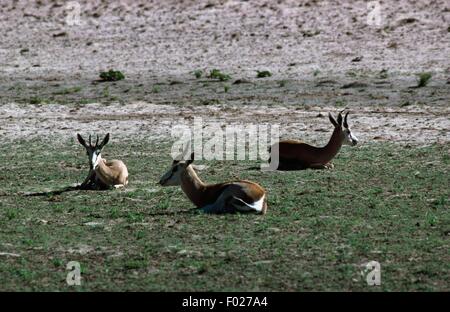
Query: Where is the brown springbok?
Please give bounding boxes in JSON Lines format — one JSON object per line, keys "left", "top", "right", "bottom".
{"left": 77, "top": 133, "right": 128, "bottom": 189}
{"left": 159, "top": 152, "right": 267, "bottom": 214}
{"left": 269, "top": 111, "right": 358, "bottom": 170}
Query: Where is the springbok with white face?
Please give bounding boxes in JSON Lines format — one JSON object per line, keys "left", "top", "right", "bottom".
{"left": 159, "top": 153, "right": 267, "bottom": 214}
{"left": 269, "top": 111, "right": 358, "bottom": 170}
{"left": 77, "top": 133, "right": 129, "bottom": 189}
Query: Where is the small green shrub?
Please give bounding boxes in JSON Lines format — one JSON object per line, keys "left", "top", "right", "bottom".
{"left": 194, "top": 70, "right": 203, "bottom": 79}
{"left": 208, "top": 69, "right": 231, "bottom": 81}
{"left": 99, "top": 70, "right": 125, "bottom": 82}
{"left": 256, "top": 70, "right": 272, "bottom": 78}
{"left": 416, "top": 72, "right": 432, "bottom": 88}
{"left": 29, "top": 97, "right": 43, "bottom": 104}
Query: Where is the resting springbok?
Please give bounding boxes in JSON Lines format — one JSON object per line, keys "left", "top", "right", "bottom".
{"left": 269, "top": 110, "right": 358, "bottom": 170}
{"left": 77, "top": 133, "right": 128, "bottom": 189}
{"left": 159, "top": 152, "right": 268, "bottom": 214}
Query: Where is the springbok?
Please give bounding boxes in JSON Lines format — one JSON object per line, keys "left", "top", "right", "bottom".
{"left": 159, "top": 152, "right": 268, "bottom": 214}
{"left": 77, "top": 133, "right": 128, "bottom": 189}
{"left": 269, "top": 110, "right": 358, "bottom": 170}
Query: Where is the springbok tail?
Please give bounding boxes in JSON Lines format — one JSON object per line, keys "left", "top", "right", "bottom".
{"left": 230, "top": 195, "right": 265, "bottom": 213}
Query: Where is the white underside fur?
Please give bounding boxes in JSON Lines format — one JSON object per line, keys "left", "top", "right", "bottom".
{"left": 201, "top": 193, "right": 264, "bottom": 214}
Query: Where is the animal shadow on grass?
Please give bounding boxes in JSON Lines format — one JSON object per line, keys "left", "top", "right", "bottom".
{"left": 146, "top": 208, "right": 201, "bottom": 217}
{"left": 23, "top": 186, "right": 200, "bottom": 216}
{"left": 246, "top": 163, "right": 307, "bottom": 171}
{"left": 23, "top": 183, "right": 108, "bottom": 197}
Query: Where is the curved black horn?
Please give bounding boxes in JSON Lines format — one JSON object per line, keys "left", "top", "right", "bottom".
{"left": 96, "top": 135, "right": 99, "bottom": 147}
{"left": 89, "top": 135, "right": 92, "bottom": 147}
{"left": 337, "top": 110, "right": 344, "bottom": 126}
{"left": 343, "top": 111, "right": 349, "bottom": 128}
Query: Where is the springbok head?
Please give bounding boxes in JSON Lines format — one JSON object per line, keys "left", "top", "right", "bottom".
{"left": 328, "top": 111, "right": 359, "bottom": 146}
{"left": 159, "top": 152, "right": 195, "bottom": 186}
{"left": 77, "top": 133, "right": 110, "bottom": 169}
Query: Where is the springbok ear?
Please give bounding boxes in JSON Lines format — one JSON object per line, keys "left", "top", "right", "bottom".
{"left": 343, "top": 112, "right": 349, "bottom": 128}
{"left": 98, "top": 133, "right": 110, "bottom": 149}
{"left": 329, "top": 113, "right": 339, "bottom": 128}
{"left": 77, "top": 134, "right": 87, "bottom": 147}
{"left": 186, "top": 152, "right": 195, "bottom": 166}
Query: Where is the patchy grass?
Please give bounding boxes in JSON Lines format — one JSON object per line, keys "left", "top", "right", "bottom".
{"left": 151, "top": 86, "right": 161, "bottom": 94}
{"left": 335, "top": 99, "right": 346, "bottom": 107}
{"left": 378, "top": 69, "right": 388, "bottom": 79}
{"left": 256, "top": 70, "right": 272, "bottom": 78}
{"left": 278, "top": 80, "right": 287, "bottom": 88}
{"left": 416, "top": 72, "right": 432, "bottom": 88}
{"left": 193, "top": 70, "right": 203, "bottom": 79}
{"left": 208, "top": 69, "right": 231, "bottom": 82}
{"left": 54, "top": 87, "right": 82, "bottom": 95}
{"left": 29, "top": 96, "right": 44, "bottom": 105}
{"left": 0, "top": 139, "right": 448, "bottom": 291}
{"left": 99, "top": 70, "right": 125, "bottom": 82}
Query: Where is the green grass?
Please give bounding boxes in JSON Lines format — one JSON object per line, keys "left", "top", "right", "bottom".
{"left": 416, "top": 72, "right": 432, "bottom": 88}
{"left": 151, "top": 85, "right": 161, "bottom": 94}
{"left": 208, "top": 69, "right": 231, "bottom": 81}
{"left": 193, "top": 70, "right": 203, "bottom": 79}
{"left": 278, "top": 80, "right": 287, "bottom": 87}
{"left": 99, "top": 70, "right": 125, "bottom": 82}
{"left": 256, "top": 70, "right": 272, "bottom": 78}
{"left": 0, "top": 140, "right": 448, "bottom": 291}
{"left": 54, "top": 87, "right": 82, "bottom": 95}
{"left": 29, "top": 96, "right": 44, "bottom": 105}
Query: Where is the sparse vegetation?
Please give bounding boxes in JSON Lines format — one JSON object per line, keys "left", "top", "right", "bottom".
{"left": 200, "top": 98, "right": 220, "bottom": 105}
{"left": 102, "top": 86, "right": 110, "bottom": 98}
{"left": 335, "top": 99, "right": 346, "bottom": 107}
{"left": 400, "top": 101, "right": 412, "bottom": 107}
{"left": 54, "top": 87, "right": 82, "bottom": 95}
{"left": 416, "top": 72, "right": 432, "bottom": 88}
{"left": 151, "top": 85, "right": 161, "bottom": 93}
{"left": 193, "top": 70, "right": 203, "bottom": 79}
{"left": 378, "top": 69, "right": 388, "bottom": 79}
{"left": 256, "top": 70, "right": 272, "bottom": 78}
{"left": 99, "top": 70, "right": 125, "bottom": 82}
{"left": 29, "top": 96, "right": 43, "bottom": 105}
{"left": 208, "top": 69, "right": 231, "bottom": 81}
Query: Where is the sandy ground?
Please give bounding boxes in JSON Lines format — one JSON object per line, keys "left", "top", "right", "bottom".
{"left": 0, "top": 0, "right": 449, "bottom": 145}
{"left": 0, "top": 102, "right": 449, "bottom": 146}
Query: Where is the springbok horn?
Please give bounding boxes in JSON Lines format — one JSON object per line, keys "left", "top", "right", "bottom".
{"left": 344, "top": 112, "right": 349, "bottom": 128}
{"left": 89, "top": 135, "right": 92, "bottom": 147}
{"left": 96, "top": 135, "right": 99, "bottom": 147}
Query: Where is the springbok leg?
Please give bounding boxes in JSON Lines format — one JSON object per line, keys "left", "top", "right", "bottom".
{"left": 80, "top": 169, "right": 95, "bottom": 189}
